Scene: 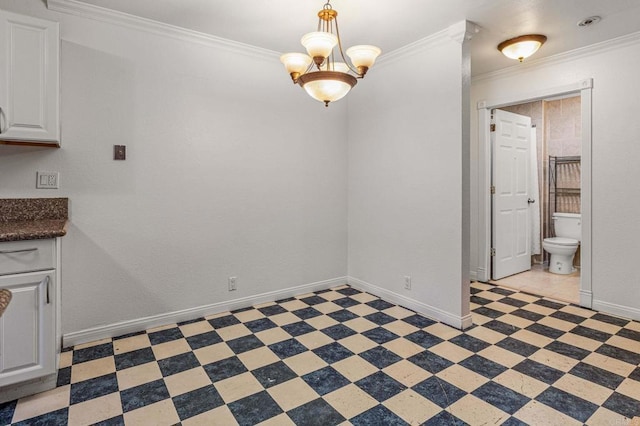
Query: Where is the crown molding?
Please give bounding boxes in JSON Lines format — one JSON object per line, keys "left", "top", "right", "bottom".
{"left": 473, "top": 30, "right": 640, "bottom": 83}
{"left": 377, "top": 28, "right": 450, "bottom": 67}
{"left": 46, "top": 0, "right": 279, "bottom": 61}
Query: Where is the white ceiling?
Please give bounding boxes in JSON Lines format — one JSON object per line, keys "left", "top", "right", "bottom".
{"left": 73, "top": 0, "right": 640, "bottom": 75}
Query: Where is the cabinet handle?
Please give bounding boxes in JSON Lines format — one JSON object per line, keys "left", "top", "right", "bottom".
{"left": 0, "top": 248, "right": 38, "bottom": 254}
{"left": 44, "top": 275, "right": 50, "bottom": 304}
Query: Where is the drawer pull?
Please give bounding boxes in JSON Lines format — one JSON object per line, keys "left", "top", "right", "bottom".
{"left": 44, "top": 275, "right": 50, "bottom": 304}
{"left": 0, "top": 248, "right": 38, "bottom": 254}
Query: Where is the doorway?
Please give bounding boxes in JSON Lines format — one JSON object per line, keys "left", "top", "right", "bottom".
{"left": 490, "top": 96, "right": 582, "bottom": 303}
{"left": 476, "top": 79, "right": 593, "bottom": 309}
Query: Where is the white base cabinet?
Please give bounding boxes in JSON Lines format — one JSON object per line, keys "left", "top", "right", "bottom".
{"left": 0, "top": 239, "right": 59, "bottom": 402}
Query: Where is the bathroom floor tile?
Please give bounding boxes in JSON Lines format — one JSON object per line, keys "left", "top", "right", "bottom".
{"left": 5, "top": 282, "right": 640, "bottom": 426}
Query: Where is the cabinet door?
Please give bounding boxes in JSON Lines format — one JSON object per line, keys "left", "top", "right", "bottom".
{"left": 0, "top": 271, "right": 56, "bottom": 387}
{"left": 0, "top": 11, "right": 59, "bottom": 144}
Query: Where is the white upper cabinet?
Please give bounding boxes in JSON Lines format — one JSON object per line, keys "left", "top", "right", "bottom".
{"left": 0, "top": 10, "right": 59, "bottom": 145}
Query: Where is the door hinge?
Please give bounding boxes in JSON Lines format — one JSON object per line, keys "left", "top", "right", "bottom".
{"left": 490, "top": 248, "right": 496, "bottom": 256}
{"left": 490, "top": 123, "right": 496, "bottom": 132}
{"left": 490, "top": 185, "right": 495, "bottom": 194}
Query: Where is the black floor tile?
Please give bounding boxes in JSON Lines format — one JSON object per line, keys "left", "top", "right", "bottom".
{"left": 12, "top": 408, "right": 68, "bottom": 426}
{"left": 535, "top": 387, "right": 598, "bottom": 423}
{"left": 158, "top": 352, "right": 200, "bottom": 377}
{"left": 56, "top": 366, "right": 71, "bottom": 387}
{"left": 313, "top": 342, "right": 354, "bottom": 364}
{"left": 0, "top": 400, "right": 17, "bottom": 425}
{"left": 412, "top": 376, "right": 466, "bottom": 408}
{"left": 287, "top": 398, "right": 345, "bottom": 426}
{"left": 470, "top": 295, "right": 493, "bottom": 306}
{"left": 472, "top": 306, "right": 504, "bottom": 319}
{"left": 333, "top": 297, "right": 360, "bottom": 308}
{"left": 591, "top": 313, "right": 629, "bottom": 327}
{"left": 302, "top": 366, "right": 350, "bottom": 395}
{"left": 251, "top": 361, "right": 297, "bottom": 388}
{"left": 499, "top": 297, "right": 528, "bottom": 308}
{"left": 208, "top": 315, "right": 240, "bottom": 329}
{"left": 364, "top": 312, "right": 396, "bottom": 326}
{"left": 120, "top": 379, "right": 170, "bottom": 412}
{"left": 359, "top": 346, "right": 402, "bottom": 369}
{"left": 186, "top": 330, "right": 222, "bottom": 350}
{"left": 115, "top": 347, "right": 156, "bottom": 371}
{"left": 203, "top": 356, "right": 248, "bottom": 382}
{"left": 93, "top": 415, "right": 125, "bottom": 426}
{"left": 402, "top": 314, "right": 436, "bottom": 328}
{"left": 350, "top": 404, "right": 408, "bottom": 426}
{"left": 570, "top": 325, "right": 611, "bottom": 342}
{"left": 73, "top": 342, "right": 114, "bottom": 364}
{"left": 362, "top": 327, "right": 399, "bottom": 345}
{"left": 496, "top": 337, "right": 539, "bottom": 357}
{"left": 617, "top": 328, "right": 640, "bottom": 342}
{"left": 458, "top": 355, "right": 507, "bottom": 379}
{"left": 534, "top": 299, "right": 566, "bottom": 310}
{"left": 525, "top": 323, "right": 565, "bottom": 339}
{"left": 328, "top": 309, "right": 359, "bottom": 323}
{"left": 569, "top": 362, "right": 625, "bottom": 390}
{"left": 244, "top": 318, "right": 277, "bottom": 333}
{"left": 70, "top": 373, "right": 119, "bottom": 405}
{"left": 595, "top": 344, "right": 640, "bottom": 365}
{"left": 405, "top": 330, "right": 443, "bottom": 349}
{"left": 258, "top": 305, "right": 287, "bottom": 316}
{"left": 630, "top": 367, "right": 640, "bottom": 382}
{"left": 549, "top": 311, "right": 586, "bottom": 324}
{"left": 408, "top": 351, "right": 453, "bottom": 374}
{"left": 148, "top": 328, "right": 184, "bottom": 345}
{"left": 227, "top": 391, "right": 284, "bottom": 426}
{"left": 421, "top": 410, "right": 467, "bottom": 426}
{"left": 172, "top": 385, "right": 224, "bottom": 421}
{"left": 337, "top": 287, "right": 361, "bottom": 296}
{"left": 355, "top": 371, "right": 406, "bottom": 402}
{"left": 321, "top": 324, "right": 357, "bottom": 341}
{"left": 226, "top": 335, "right": 264, "bottom": 354}
{"left": 512, "top": 359, "right": 564, "bottom": 385}
{"left": 489, "top": 287, "right": 516, "bottom": 296}
{"left": 300, "top": 295, "right": 328, "bottom": 306}
{"left": 293, "top": 307, "right": 322, "bottom": 320}
{"left": 281, "top": 321, "right": 316, "bottom": 337}
{"left": 449, "top": 334, "right": 491, "bottom": 353}
{"left": 510, "top": 309, "right": 544, "bottom": 322}
{"left": 177, "top": 317, "right": 205, "bottom": 326}
{"left": 544, "top": 340, "right": 590, "bottom": 360}
{"left": 366, "top": 299, "right": 395, "bottom": 311}
{"left": 472, "top": 381, "right": 530, "bottom": 414}
{"left": 602, "top": 391, "right": 640, "bottom": 419}
{"left": 482, "top": 320, "right": 519, "bottom": 335}
{"left": 270, "top": 338, "right": 309, "bottom": 359}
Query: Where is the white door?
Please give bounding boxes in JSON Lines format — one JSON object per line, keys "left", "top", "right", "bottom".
{"left": 491, "top": 109, "right": 532, "bottom": 280}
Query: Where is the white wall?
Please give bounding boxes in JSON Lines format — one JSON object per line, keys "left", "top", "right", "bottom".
{"left": 0, "top": 0, "right": 348, "bottom": 338}
{"left": 471, "top": 34, "right": 640, "bottom": 320}
{"left": 347, "top": 24, "right": 472, "bottom": 328}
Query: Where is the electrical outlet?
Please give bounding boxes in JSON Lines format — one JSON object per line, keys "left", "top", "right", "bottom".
{"left": 228, "top": 276, "right": 237, "bottom": 291}
{"left": 404, "top": 276, "right": 412, "bottom": 290}
{"left": 36, "top": 171, "right": 59, "bottom": 189}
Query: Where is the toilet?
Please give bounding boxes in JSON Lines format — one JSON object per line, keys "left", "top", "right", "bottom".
{"left": 543, "top": 212, "right": 581, "bottom": 274}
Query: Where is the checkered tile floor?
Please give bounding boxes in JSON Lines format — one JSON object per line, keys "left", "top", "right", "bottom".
{"left": 2, "top": 282, "right": 640, "bottom": 425}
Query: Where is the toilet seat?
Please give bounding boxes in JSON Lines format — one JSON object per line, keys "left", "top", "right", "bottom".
{"left": 544, "top": 237, "right": 578, "bottom": 246}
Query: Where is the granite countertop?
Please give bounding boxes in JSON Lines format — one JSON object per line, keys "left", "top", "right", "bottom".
{"left": 0, "top": 198, "right": 69, "bottom": 242}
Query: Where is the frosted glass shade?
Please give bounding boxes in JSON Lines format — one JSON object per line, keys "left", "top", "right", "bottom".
{"left": 297, "top": 71, "right": 357, "bottom": 105}
{"left": 330, "top": 62, "right": 350, "bottom": 73}
{"left": 346, "top": 45, "right": 382, "bottom": 68}
{"left": 301, "top": 32, "right": 338, "bottom": 59}
{"left": 280, "top": 52, "right": 312, "bottom": 74}
{"left": 498, "top": 35, "right": 546, "bottom": 61}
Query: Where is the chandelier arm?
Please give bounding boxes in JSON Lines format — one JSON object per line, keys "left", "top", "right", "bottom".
{"left": 332, "top": 17, "right": 361, "bottom": 76}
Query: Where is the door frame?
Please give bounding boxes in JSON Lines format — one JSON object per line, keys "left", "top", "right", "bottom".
{"left": 477, "top": 79, "right": 593, "bottom": 308}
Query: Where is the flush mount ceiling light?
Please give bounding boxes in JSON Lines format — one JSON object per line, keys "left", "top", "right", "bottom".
{"left": 497, "top": 34, "right": 547, "bottom": 62}
{"left": 280, "top": 0, "right": 381, "bottom": 107}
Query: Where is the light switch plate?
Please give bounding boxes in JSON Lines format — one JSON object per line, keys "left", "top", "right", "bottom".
{"left": 36, "top": 171, "right": 59, "bottom": 189}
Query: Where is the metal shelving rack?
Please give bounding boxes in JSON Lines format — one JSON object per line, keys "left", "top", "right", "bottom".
{"left": 548, "top": 155, "right": 581, "bottom": 236}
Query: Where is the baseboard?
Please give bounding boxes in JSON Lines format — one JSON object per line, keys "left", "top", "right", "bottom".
{"left": 469, "top": 270, "right": 478, "bottom": 282}
{"left": 347, "top": 276, "right": 473, "bottom": 330}
{"left": 592, "top": 298, "right": 640, "bottom": 322}
{"left": 63, "top": 276, "right": 347, "bottom": 347}
{"left": 0, "top": 373, "right": 57, "bottom": 404}
{"left": 579, "top": 289, "right": 592, "bottom": 309}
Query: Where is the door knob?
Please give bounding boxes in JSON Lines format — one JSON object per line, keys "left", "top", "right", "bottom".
{"left": 528, "top": 198, "right": 535, "bottom": 204}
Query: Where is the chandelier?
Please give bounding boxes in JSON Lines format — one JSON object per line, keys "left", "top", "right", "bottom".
{"left": 280, "top": 0, "right": 381, "bottom": 107}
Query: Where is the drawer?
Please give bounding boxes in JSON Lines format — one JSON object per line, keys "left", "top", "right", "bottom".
{"left": 0, "top": 239, "right": 55, "bottom": 275}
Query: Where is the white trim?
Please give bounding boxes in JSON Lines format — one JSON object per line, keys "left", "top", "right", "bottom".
{"left": 469, "top": 270, "right": 478, "bottom": 282}
{"left": 347, "top": 277, "right": 473, "bottom": 330}
{"left": 477, "top": 80, "right": 593, "bottom": 309}
{"left": 63, "top": 276, "right": 347, "bottom": 347}
{"left": 592, "top": 299, "right": 640, "bottom": 322}
{"left": 377, "top": 28, "right": 450, "bottom": 67}
{"left": 579, "top": 289, "right": 593, "bottom": 308}
{"left": 473, "top": 31, "right": 640, "bottom": 83}
{"left": 46, "top": 0, "right": 279, "bottom": 60}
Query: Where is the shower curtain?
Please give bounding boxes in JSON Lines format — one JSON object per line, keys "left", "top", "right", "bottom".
{"left": 530, "top": 127, "right": 542, "bottom": 255}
